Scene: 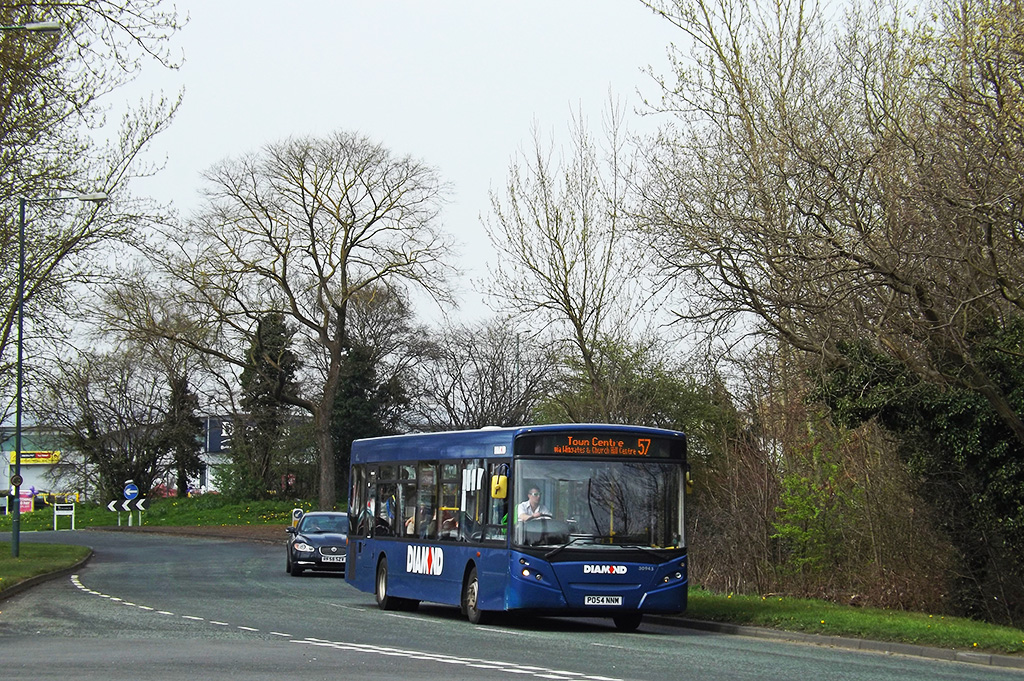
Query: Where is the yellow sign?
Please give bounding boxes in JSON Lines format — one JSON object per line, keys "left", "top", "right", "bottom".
{"left": 8, "top": 451, "right": 62, "bottom": 465}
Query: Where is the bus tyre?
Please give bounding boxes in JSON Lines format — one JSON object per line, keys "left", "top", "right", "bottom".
{"left": 376, "top": 558, "right": 399, "bottom": 610}
{"left": 613, "top": 614, "right": 643, "bottom": 632}
{"left": 463, "top": 566, "right": 491, "bottom": 625}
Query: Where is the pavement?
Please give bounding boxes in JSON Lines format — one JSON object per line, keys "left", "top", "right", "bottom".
{"left": 7, "top": 524, "right": 1024, "bottom": 671}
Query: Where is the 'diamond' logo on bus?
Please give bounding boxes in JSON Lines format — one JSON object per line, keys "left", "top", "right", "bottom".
{"left": 407, "top": 545, "right": 444, "bottom": 576}
{"left": 583, "top": 564, "right": 628, "bottom": 575}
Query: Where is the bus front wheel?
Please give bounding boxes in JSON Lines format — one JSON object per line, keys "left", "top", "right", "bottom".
{"left": 462, "top": 566, "right": 492, "bottom": 625}
{"left": 613, "top": 614, "right": 643, "bottom": 632}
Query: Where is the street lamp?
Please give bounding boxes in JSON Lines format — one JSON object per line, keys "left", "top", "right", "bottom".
{"left": 11, "top": 192, "right": 107, "bottom": 558}
{"left": 0, "top": 21, "right": 61, "bottom": 34}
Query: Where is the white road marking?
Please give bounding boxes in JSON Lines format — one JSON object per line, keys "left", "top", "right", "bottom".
{"left": 68, "top": 575, "right": 621, "bottom": 681}
{"left": 383, "top": 613, "right": 432, "bottom": 622}
{"left": 294, "top": 638, "right": 622, "bottom": 681}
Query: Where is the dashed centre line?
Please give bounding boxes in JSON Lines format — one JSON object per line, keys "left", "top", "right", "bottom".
{"left": 69, "top": 574, "right": 622, "bottom": 681}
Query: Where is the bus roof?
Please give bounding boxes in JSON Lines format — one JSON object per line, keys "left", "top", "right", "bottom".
{"left": 349, "top": 424, "right": 686, "bottom": 464}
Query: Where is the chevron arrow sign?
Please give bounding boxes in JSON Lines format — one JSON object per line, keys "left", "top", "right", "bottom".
{"left": 107, "top": 498, "right": 148, "bottom": 512}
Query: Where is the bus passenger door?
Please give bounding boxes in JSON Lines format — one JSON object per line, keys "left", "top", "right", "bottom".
{"left": 347, "top": 465, "right": 376, "bottom": 593}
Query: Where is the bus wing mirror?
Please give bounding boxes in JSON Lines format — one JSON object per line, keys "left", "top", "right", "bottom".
{"left": 491, "top": 474, "right": 508, "bottom": 499}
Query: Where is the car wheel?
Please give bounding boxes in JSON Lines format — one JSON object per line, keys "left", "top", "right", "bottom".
{"left": 462, "top": 566, "right": 491, "bottom": 625}
{"left": 613, "top": 614, "right": 642, "bottom": 632}
{"left": 288, "top": 552, "right": 303, "bottom": 577}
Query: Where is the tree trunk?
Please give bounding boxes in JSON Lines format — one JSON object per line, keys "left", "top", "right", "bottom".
{"left": 314, "top": 406, "right": 336, "bottom": 510}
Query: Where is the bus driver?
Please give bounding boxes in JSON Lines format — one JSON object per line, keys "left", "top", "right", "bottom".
{"left": 517, "top": 487, "right": 551, "bottom": 521}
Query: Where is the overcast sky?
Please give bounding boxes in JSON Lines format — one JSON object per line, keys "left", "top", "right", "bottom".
{"left": 127, "top": 1, "right": 682, "bottom": 322}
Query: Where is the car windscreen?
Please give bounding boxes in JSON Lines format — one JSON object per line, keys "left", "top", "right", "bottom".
{"left": 299, "top": 515, "right": 349, "bottom": 534}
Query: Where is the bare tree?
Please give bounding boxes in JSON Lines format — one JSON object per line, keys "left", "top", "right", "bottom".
{"left": 639, "top": 0, "right": 1024, "bottom": 443}
{"left": 484, "top": 103, "right": 650, "bottom": 421}
{"left": 108, "top": 131, "right": 455, "bottom": 509}
{"left": 638, "top": 0, "right": 1024, "bottom": 621}
{"left": 36, "top": 349, "right": 170, "bottom": 502}
{"left": 1, "top": 1, "right": 183, "bottom": 427}
{"left": 413, "top": 318, "right": 555, "bottom": 430}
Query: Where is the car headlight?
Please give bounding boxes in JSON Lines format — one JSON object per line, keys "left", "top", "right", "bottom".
{"left": 292, "top": 541, "right": 315, "bottom": 552}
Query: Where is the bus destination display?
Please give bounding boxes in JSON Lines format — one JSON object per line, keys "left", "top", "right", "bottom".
{"left": 554, "top": 436, "right": 650, "bottom": 456}
{"left": 516, "top": 432, "right": 684, "bottom": 459}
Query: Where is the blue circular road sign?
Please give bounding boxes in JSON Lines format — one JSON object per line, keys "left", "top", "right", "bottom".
{"left": 124, "top": 483, "right": 139, "bottom": 500}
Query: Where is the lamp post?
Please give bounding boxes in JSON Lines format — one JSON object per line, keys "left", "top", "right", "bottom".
{"left": 11, "top": 192, "right": 107, "bottom": 558}
{"left": 0, "top": 21, "right": 60, "bottom": 34}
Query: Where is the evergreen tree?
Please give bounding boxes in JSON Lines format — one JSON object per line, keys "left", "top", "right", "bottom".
{"left": 331, "top": 341, "right": 408, "bottom": 498}
{"left": 230, "top": 313, "right": 300, "bottom": 499}
{"left": 162, "top": 374, "right": 203, "bottom": 497}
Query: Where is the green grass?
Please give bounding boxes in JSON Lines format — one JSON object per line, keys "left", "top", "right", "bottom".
{"left": 689, "top": 587, "right": 1024, "bottom": 655}
{"left": 2, "top": 498, "right": 1024, "bottom": 655}
{"left": 0, "top": 495, "right": 315, "bottom": 595}
{"left": 0, "top": 542, "right": 91, "bottom": 594}
{"left": 0, "top": 495, "right": 318, "bottom": 532}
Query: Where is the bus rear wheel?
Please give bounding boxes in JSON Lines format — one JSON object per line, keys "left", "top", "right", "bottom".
{"left": 613, "top": 614, "right": 643, "bottom": 632}
{"left": 462, "top": 566, "right": 492, "bottom": 625}
{"left": 376, "top": 558, "right": 399, "bottom": 610}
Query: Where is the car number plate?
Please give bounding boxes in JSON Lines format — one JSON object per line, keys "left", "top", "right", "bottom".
{"left": 584, "top": 595, "right": 622, "bottom": 606}
{"left": 321, "top": 555, "right": 346, "bottom": 563}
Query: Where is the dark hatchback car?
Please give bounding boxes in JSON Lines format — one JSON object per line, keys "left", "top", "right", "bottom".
{"left": 286, "top": 511, "right": 349, "bottom": 576}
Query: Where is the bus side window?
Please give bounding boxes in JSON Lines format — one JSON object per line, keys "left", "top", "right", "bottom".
{"left": 437, "top": 463, "right": 459, "bottom": 540}
{"left": 484, "top": 462, "right": 509, "bottom": 541}
{"left": 376, "top": 483, "right": 396, "bottom": 537}
{"left": 417, "top": 462, "right": 438, "bottom": 540}
{"left": 396, "top": 465, "right": 416, "bottom": 538}
{"left": 351, "top": 466, "right": 371, "bottom": 537}
{"left": 460, "top": 461, "right": 487, "bottom": 541}
{"left": 439, "top": 486, "right": 459, "bottom": 539}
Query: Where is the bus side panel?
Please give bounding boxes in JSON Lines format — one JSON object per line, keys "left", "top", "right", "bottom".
{"left": 347, "top": 538, "right": 513, "bottom": 612}
{"left": 476, "top": 548, "right": 512, "bottom": 612}
{"left": 399, "top": 543, "right": 510, "bottom": 609}
{"left": 401, "top": 542, "right": 463, "bottom": 607}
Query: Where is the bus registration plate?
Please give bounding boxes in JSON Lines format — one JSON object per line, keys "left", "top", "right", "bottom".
{"left": 584, "top": 595, "right": 622, "bottom": 606}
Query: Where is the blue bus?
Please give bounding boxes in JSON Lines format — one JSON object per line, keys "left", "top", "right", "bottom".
{"left": 345, "top": 424, "right": 688, "bottom": 631}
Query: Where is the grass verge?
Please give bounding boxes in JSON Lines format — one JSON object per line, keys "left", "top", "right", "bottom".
{"left": 689, "top": 587, "right": 1024, "bottom": 655}
{"left": 0, "top": 542, "right": 91, "bottom": 595}
{"left": 0, "top": 495, "right": 316, "bottom": 532}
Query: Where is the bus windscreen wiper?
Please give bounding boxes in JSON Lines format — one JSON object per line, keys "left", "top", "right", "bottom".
{"left": 544, "top": 534, "right": 610, "bottom": 560}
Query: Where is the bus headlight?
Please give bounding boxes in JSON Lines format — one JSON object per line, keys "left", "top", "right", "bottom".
{"left": 522, "top": 568, "right": 544, "bottom": 581}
